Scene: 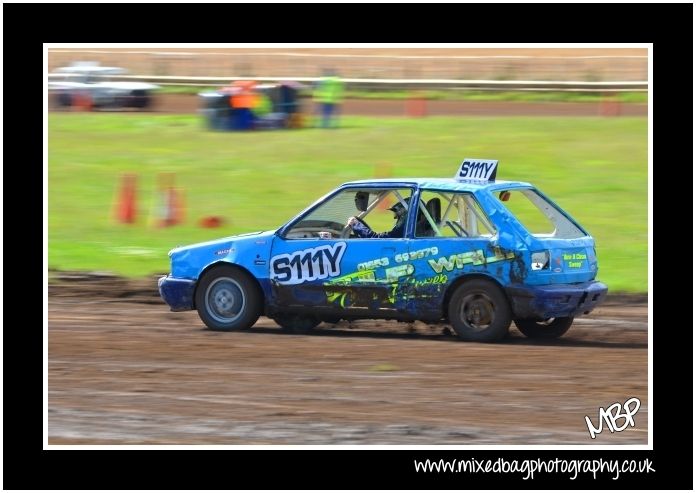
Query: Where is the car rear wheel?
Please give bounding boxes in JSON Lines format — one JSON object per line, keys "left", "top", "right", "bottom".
{"left": 447, "top": 279, "right": 511, "bottom": 342}
{"left": 272, "top": 313, "right": 321, "bottom": 333}
{"left": 514, "top": 317, "right": 574, "bottom": 339}
{"left": 195, "top": 265, "right": 261, "bottom": 331}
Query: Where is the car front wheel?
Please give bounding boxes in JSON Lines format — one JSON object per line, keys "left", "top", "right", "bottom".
{"left": 195, "top": 265, "right": 262, "bottom": 331}
{"left": 514, "top": 317, "right": 574, "bottom": 339}
{"left": 447, "top": 279, "right": 511, "bottom": 342}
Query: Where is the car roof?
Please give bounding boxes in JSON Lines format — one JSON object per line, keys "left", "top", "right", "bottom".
{"left": 342, "top": 177, "right": 534, "bottom": 192}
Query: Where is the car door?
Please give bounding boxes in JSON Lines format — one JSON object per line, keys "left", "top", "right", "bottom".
{"left": 269, "top": 236, "right": 411, "bottom": 312}
{"left": 268, "top": 186, "right": 415, "bottom": 315}
{"left": 404, "top": 190, "right": 510, "bottom": 319}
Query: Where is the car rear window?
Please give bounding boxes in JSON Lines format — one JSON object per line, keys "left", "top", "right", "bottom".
{"left": 495, "top": 188, "right": 586, "bottom": 239}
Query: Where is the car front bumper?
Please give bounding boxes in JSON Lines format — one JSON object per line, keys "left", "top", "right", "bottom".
{"left": 506, "top": 281, "right": 608, "bottom": 320}
{"left": 158, "top": 275, "right": 196, "bottom": 311}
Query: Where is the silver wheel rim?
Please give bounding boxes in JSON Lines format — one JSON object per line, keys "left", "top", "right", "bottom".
{"left": 205, "top": 277, "right": 246, "bottom": 324}
{"left": 459, "top": 292, "right": 495, "bottom": 332}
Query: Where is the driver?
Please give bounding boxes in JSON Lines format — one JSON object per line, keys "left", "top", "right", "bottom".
{"left": 346, "top": 197, "right": 410, "bottom": 238}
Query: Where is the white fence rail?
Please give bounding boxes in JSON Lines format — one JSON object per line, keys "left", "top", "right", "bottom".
{"left": 46, "top": 73, "right": 648, "bottom": 92}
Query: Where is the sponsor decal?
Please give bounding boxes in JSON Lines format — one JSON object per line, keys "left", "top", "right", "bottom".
{"left": 358, "top": 257, "right": 389, "bottom": 271}
{"left": 385, "top": 264, "right": 414, "bottom": 281}
{"left": 271, "top": 242, "right": 346, "bottom": 285}
{"left": 428, "top": 248, "right": 514, "bottom": 274}
{"left": 408, "top": 273, "right": 448, "bottom": 288}
{"left": 394, "top": 247, "right": 439, "bottom": 263}
{"left": 563, "top": 250, "right": 587, "bottom": 269}
{"left": 357, "top": 248, "right": 439, "bottom": 271}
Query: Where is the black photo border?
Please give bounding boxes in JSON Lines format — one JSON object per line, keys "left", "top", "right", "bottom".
{"left": 11, "top": 2, "right": 692, "bottom": 490}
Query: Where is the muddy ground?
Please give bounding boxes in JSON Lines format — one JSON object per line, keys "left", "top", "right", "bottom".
{"left": 50, "top": 94, "right": 647, "bottom": 117}
{"left": 48, "top": 274, "right": 648, "bottom": 445}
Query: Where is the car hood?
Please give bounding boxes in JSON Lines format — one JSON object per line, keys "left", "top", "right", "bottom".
{"left": 169, "top": 230, "right": 276, "bottom": 279}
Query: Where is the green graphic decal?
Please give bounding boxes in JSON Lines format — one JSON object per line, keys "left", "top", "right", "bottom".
{"left": 324, "top": 261, "right": 415, "bottom": 307}
{"left": 324, "top": 269, "right": 396, "bottom": 307}
{"left": 408, "top": 273, "right": 448, "bottom": 288}
{"left": 427, "top": 248, "right": 514, "bottom": 274}
{"left": 385, "top": 263, "right": 414, "bottom": 281}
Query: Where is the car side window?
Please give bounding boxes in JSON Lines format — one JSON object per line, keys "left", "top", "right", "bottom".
{"left": 416, "top": 191, "right": 496, "bottom": 238}
{"left": 285, "top": 188, "right": 413, "bottom": 239}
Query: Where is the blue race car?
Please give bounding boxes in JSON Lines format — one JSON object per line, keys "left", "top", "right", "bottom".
{"left": 159, "top": 159, "right": 607, "bottom": 342}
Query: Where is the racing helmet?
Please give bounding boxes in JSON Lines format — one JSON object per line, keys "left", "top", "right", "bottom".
{"left": 388, "top": 197, "right": 410, "bottom": 220}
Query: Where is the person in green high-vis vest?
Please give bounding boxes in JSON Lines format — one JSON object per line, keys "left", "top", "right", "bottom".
{"left": 314, "top": 70, "right": 344, "bottom": 128}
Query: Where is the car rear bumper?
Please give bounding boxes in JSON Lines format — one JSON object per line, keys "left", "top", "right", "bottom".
{"left": 158, "top": 276, "right": 196, "bottom": 311}
{"left": 506, "top": 281, "right": 608, "bottom": 320}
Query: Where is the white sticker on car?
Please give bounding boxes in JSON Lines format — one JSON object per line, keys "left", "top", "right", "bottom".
{"left": 454, "top": 158, "right": 498, "bottom": 182}
{"left": 271, "top": 242, "right": 346, "bottom": 285}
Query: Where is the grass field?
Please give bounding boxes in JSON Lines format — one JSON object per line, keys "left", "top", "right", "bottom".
{"left": 48, "top": 114, "right": 648, "bottom": 292}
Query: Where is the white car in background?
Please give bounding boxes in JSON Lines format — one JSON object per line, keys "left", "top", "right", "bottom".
{"left": 49, "top": 62, "right": 159, "bottom": 110}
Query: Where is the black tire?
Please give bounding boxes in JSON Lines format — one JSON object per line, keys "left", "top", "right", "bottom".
{"left": 131, "top": 90, "right": 151, "bottom": 109}
{"left": 514, "top": 317, "right": 574, "bottom": 339}
{"left": 272, "top": 313, "right": 321, "bottom": 333}
{"left": 195, "top": 265, "right": 262, "bottom": 331}
{"left": 56, "top": 92, "right": 72, "bottom": 107}
{"left": 135, "top": 95, "right": 152, "bottom": 109}
{"left": 447, "top": 279, "right": 511, "bottom": 342}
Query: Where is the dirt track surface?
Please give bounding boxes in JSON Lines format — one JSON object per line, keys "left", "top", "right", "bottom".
{"left": 49, "top": 94, "right": 647, "bottom": 117}
{"left": 152, "top": 94, "right": 647, "bottom": 117}
{"left": 48, "top": 276, "right": 648, "bottom": 445}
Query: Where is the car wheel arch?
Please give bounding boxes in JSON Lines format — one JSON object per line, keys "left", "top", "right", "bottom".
{"left": 193, "top": 261, "right": 264, "bottom": 309}
{"left": 442, "top": 273, "right": 510, "bottom": 316}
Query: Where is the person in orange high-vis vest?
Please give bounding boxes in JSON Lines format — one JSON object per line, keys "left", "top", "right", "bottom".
{"left": 231, "top": 80, "right": 257, "bottom": 130}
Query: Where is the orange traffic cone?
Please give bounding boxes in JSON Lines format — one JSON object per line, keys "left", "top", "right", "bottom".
{"left": 115, "top": 174, "right": 138, "bottom": 224}
{"left": 599, "top": 93, "right": 621, "bottom": 117}
{"left": 156, "top": 173, "right": 185, "bottom": 227}
{"left": 405, "top": 91, "right": 427, "bottom": 117}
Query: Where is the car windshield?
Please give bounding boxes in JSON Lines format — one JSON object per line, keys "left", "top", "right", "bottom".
{"left": 495, "top": 188, "right": 586, "bottom": 239}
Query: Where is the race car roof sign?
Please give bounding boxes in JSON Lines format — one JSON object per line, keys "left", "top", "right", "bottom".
{"left": 454, "top": 158, "right": 498, "bottom": 182}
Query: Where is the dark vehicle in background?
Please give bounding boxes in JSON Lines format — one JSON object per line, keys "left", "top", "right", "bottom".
{"left": 199, "top": 81, "right": 305, "bottom": 130}
{"left": 49, "top": 62, "right": 159, "bottom": 110}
